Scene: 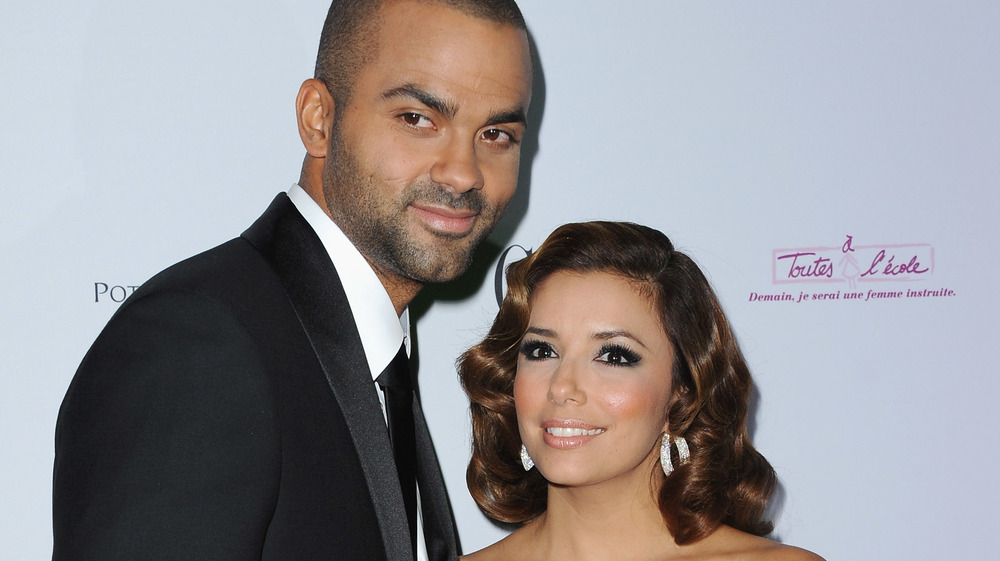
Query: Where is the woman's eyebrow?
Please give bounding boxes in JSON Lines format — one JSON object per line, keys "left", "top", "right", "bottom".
{"left": 593, "top": 329, "right": 648, "bottom": 350}
{"left": 524, "top": 326, "right": 556, "bottom": 338}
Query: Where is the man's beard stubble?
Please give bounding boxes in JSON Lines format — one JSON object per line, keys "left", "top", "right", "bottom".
{"left": 321, "top": 125, "right": 506, "bottom": 284}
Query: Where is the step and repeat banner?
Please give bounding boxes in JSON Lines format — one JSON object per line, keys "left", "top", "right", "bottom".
{"left": 2, "top": 1, "right": 996, "bottom": 559}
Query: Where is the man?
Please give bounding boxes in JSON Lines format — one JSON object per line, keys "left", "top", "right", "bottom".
{"left": 52, "top": 1, "right": 532, "bottom": 560}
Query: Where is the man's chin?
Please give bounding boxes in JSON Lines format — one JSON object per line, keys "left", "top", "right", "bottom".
{"left": 401, "top": 244, "right": 478, "bottom": 284}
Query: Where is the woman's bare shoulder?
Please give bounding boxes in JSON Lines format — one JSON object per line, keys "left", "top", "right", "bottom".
{"left": 704, "top": 527, "right": 824, "bottom": 561}
{"left": 460, "top": 528, "right": 535, "bottom": 561}
{"left": 459, "top": 543, "right": 505, "bottom": 561}
{"left": 752, "top": 542, "right": 825, "bottom": 561}
{"left": 462, "top": 524, "right": 823, "bottom": 561}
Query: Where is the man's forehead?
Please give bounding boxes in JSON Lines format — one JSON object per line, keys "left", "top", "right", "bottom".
{"left": 377, "top": 0, "right": 525, "bottom": 29}
{"left": 374, "top": 0, "right": 528, "bottom": 46}
{"left": 365, "top": 2, "right": 532, "bottom": 108}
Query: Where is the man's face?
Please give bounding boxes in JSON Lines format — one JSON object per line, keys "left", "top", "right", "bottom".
{"left": 322, "top": 0, "right": 532, "bottom": 284}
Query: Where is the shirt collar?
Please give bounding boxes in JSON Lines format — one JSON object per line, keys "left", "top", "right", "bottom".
{"left": 287, "top": 184, "right": 409, "bottom": 380}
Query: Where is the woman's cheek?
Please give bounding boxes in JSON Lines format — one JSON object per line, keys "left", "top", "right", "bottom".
{"left": 603, "top": 384, "right": 660, "bottom": 421}
{"left": 513, "top": 370, "right": 542, "bottom": 421}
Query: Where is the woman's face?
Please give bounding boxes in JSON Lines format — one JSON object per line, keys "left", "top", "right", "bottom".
{"left": 514, "top": 270, "right": 675, "bottom": 490}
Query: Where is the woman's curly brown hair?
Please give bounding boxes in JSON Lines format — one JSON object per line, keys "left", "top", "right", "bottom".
{"left": 458, "top": 221, "right": 776, "bottom": 544}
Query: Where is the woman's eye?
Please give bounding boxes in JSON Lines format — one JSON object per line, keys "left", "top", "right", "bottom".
{"left": 597, "top": 344, "right": 640, "bottom": 367}
{"left": 400, "top": 112, "right": 433, "bottom": 129}
{"left": 520, "top": 340, "right": 556, "bottom": 360}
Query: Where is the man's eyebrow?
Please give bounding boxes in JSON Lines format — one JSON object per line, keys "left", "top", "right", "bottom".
{"left": 382, "top": 83, "right": 527, "bottom": 127}
{"left": 381, "top": 84, "right": 457, "bottom": 119}
{"left": 485, "top": 106, "right": 528, "bottom": 127}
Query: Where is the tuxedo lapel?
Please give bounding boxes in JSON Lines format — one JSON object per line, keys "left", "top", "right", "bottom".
{"left": 413, "top": 398, "right": 460, "bottom": 561}
{"left": 242, "top": 194, "right": 413, "bottom": 561}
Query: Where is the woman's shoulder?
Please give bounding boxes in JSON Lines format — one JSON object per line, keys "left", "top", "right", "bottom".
{"left": 700, "top": 526, "right": 824, "bottom": 561}
{"left": 460, "top": 526, "right": 536, "bottom": 561}
{"left": 460, "top": 540, "right": 518, "bottom": 561}
{"left": 461, "top": 524, "right": 823, "bottom": 561}
{"left": 741, "top": 542, "right": 824, "bottom": 561}
{"left": 459, "top": 543, "right": 504, "bottom": 561}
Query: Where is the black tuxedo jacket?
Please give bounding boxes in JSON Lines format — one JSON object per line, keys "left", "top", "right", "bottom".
{"left": 53, "top": 194, "right": 459, "bottom": 561}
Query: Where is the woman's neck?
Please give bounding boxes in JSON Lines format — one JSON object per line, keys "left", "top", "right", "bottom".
{"left": 521, "top": 476, "right": 681, "bottom": 561}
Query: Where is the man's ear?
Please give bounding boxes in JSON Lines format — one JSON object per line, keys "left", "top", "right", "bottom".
{"left": 296, "top": 78, "right": 335, "bottom": 158}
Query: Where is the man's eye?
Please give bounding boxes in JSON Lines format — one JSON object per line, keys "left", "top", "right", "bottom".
{"left": 481, "top": 128, "right": 517, "bottom": 145}
{"left": 482, "top": 128, "right": 507, "bottom": 141}
{"left": 400, "top": 112, "right": 433, "bottom": 128}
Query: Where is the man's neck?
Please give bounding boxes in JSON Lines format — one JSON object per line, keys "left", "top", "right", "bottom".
{"left": 368, "top": 262, "right": 422, "bottom": 316}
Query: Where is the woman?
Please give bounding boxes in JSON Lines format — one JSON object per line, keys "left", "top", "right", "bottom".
{"left": 459, "top": 221, "right": 822, "bottom": 560}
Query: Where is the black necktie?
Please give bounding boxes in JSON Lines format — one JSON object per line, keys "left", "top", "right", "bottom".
{"left": 376, "top": 345, "right": 418, "bottom": 559}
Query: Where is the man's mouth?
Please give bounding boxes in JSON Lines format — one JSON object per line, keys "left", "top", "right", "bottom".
{"left": 410, "top": 203, "right": 478, "bottom": 236}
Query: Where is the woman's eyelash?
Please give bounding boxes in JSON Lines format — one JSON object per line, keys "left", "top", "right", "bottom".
{"left": 519, "top": 339, "right": 556, "bottom": 360}
{"left": 597, "top": 343, "right": 641, "bottom": 366}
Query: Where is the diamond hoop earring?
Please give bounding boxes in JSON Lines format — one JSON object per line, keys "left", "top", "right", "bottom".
{"left": 520, "top": 444, "right": 534, "bottom": 471}
{"left": 660, "top": 433, "right": 691, "bottom": 476}
{"left": 675, "top": 436, "right": 690, "bottom": 466}
{"left": 660, "top": 433, "right": 673, "bottom": 475}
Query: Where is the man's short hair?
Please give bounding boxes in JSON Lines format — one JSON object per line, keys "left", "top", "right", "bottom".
{"left": 314, "top": 0, "right": 527, "bottom": 105}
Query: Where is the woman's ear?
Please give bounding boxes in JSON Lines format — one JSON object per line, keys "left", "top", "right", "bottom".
{"left": 295, "top": 78, "right": 335, "bottom": 158}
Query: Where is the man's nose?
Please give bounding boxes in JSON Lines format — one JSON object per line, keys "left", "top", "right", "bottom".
{"left": 429, "top": 135, "right": 484, "bottom": 193}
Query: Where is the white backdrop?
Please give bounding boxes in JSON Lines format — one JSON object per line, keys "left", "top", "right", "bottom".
{"left": 2, "top": 1, "right": 997, "bottom": 559}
